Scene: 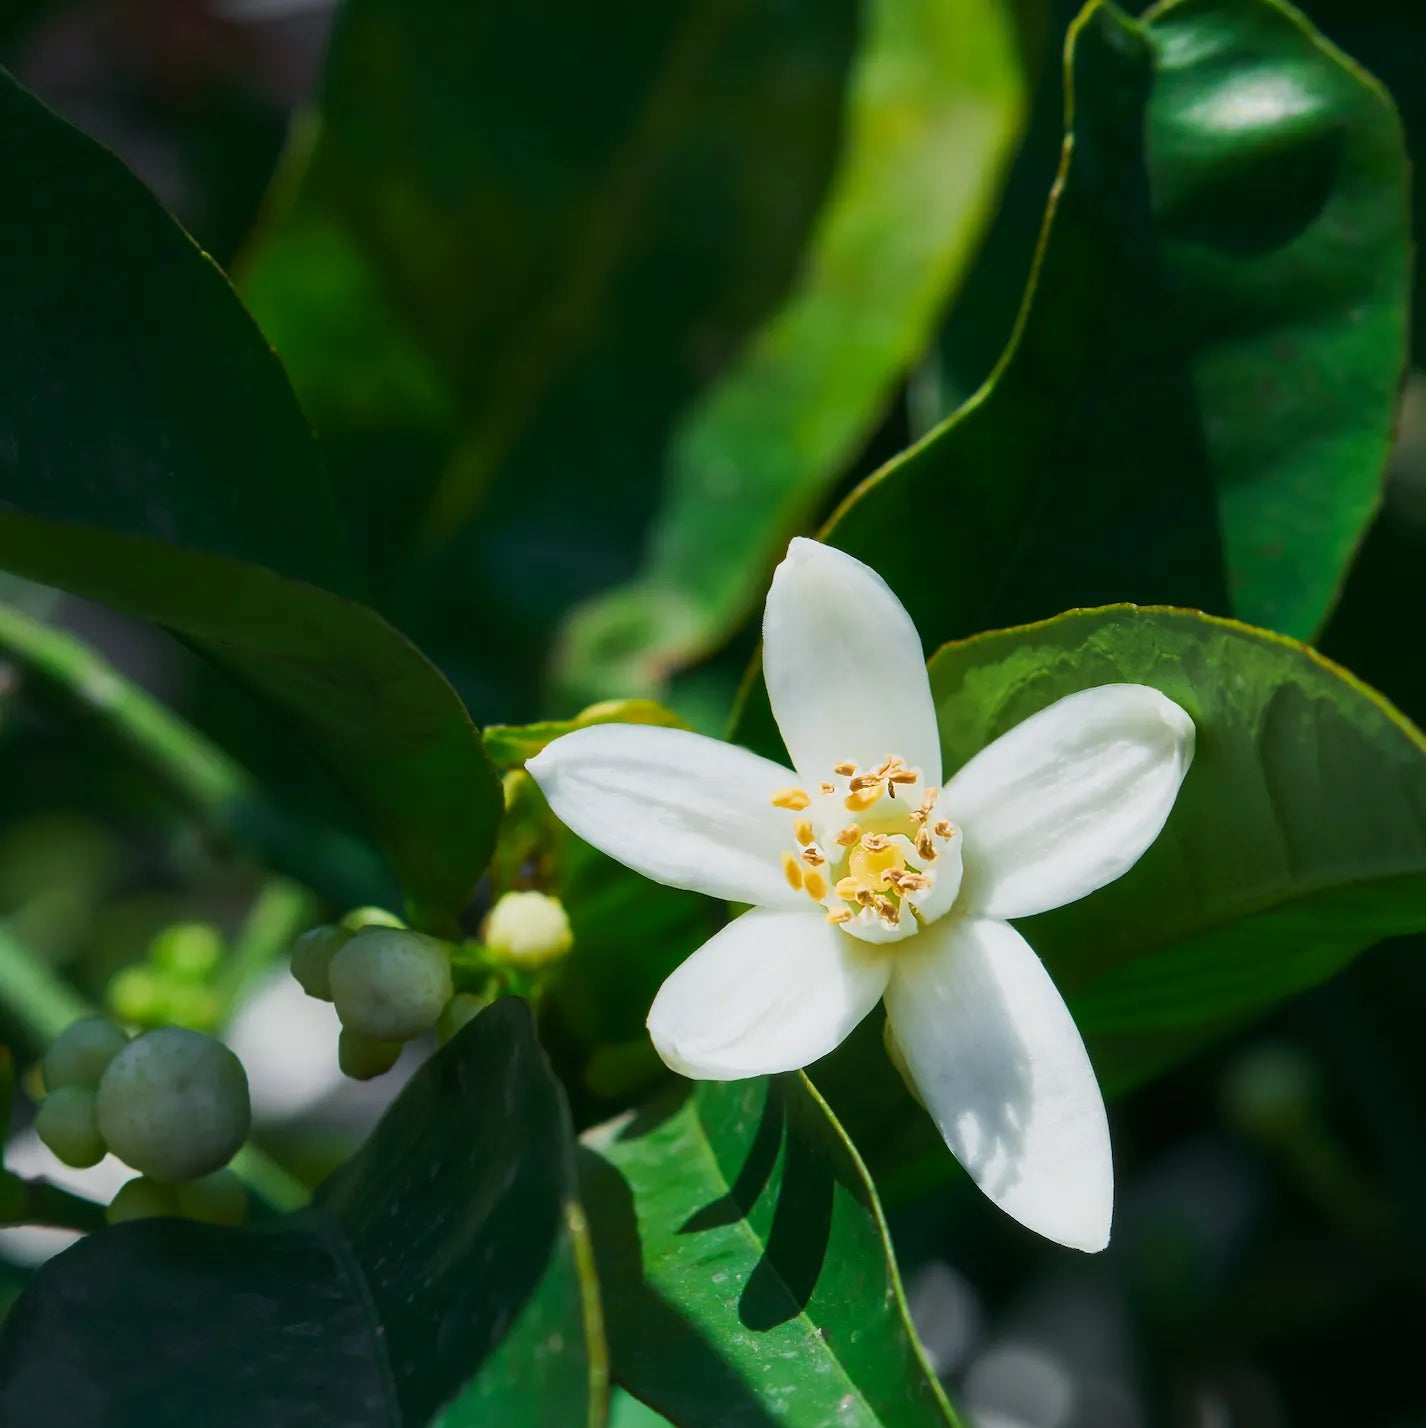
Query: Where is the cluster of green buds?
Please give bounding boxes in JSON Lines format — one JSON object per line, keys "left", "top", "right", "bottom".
{"left": 107, "top": 922, "right": 225, "bottom": 1032}
{"left": 291, "top": 892, "right": 574, "bottom": 1079}
{"left": 35, "top": 1017, "right": 252, "bottom": 1223}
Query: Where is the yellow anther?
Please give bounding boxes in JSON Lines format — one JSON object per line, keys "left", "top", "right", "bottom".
{"left": 801, "top": 848, "right": 826, "bottom": 867}
{"left": 849, "top": 841, "right": 905, "bottom": 893}
{"left": 826, "top": 907, "right": 853, "bottom": 925}
{"left": 781, "top": 853, "right": 804, "bottom": 890}
{"left": 834, "top": 825, "right": 860, "bottom": 846}
{"left": 834, "top": 876, "right": 861, "bottom": 900}
{"left": 794, "top": 818, "right": 814, "bottom": 845}
{"left": 872, "top": 895, "right": 899, "bottom": 924}
{"left": 887, "top": 870, "right": 931, "bottom": 893}
{"left": 833, "top": 761, "right": 857, "bottom": 777}
{"left": 915, "top": 831, "right": 937, "bottom": 861}
{"left": 932, "top": 820, "right": 954, "bottom": 838}
{"left": 771, "top": 787, "right": 812, "bottom": 811}
{"left": 803, "top": 869, "right": 829, "bottom": 902}
{"left": 820, "top": 782, "right": 836, "bottom": 795}
{"left": 848, "top": 773, "right": 883, "bottom": 793}
{"left": 860, "top": 833, "right": 891, "bottom": 853}
{"left": 855, "top": 889, "right": 875, "bottom": 907}
{"left": 921, "top": 788, "right": 939, "bottom": 810}
{"left": 844, "top": 786, "right": 880, "bottom": 813}
{"left": 889, "top": 770, "right": 918, "bottom": 786}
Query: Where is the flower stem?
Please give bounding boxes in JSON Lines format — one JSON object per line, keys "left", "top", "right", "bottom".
{"left": 215, "top": 877, "right": 316, "bottom": 1015}
{"left": 0, "top": 1172, "right": 106, "bottom": 1233}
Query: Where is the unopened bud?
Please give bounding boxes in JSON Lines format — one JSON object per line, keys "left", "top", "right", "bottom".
{"left": 95, "top": 1028, "right": 251, "bottom": 1183}
{"left": 175, "top": 1169, "right": 248, "bottom": 1226}
{"left": 338, "top": 1029, "right": 403, "bottom": 1081}
{"left": 42, "top": 1017, "right": 128, "bottom": 1092}
{"left": 484, "top": 891, "right": 573, "bottom": 970}
{"left": 340, "top": 906, "right": 405, "bottom": 933}
{"left": 107, "top": 1176, "right": 179, "bottom": 1224}
{"left": 329, "top": 928, "right": 452, "bottom": 1042}
{"left": 150, "top": 923, "right": 223, "bottom": 981}
{"left": 290, "top": 924, "right": 352, "bottom": 1001}
{"left": 35, "top": 1085, "right": 106, "bottom": 1168}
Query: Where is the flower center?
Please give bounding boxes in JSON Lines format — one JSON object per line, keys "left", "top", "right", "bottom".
{"left": 769, "top": 755, "right": 962, "bottom": 945}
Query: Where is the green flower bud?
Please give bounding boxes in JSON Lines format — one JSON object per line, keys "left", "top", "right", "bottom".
{"left": 484, "top": 891, "right": 573, "bottom": 970}
{"left": 290, "top": 924, "right": 352, "bottom": 1001}
{"left": 108, "top": 965, "right": 169, "bottom": 1027}
{"left": 95, "top": 1028, "right": 251, "bottom": 1183}
{"left": 340, "top": 905, "right": 405, "bottom": 933}
{"left": 175, "top": 1170, "right": 248, "bottom": 1226}
{"left": 107, "top": 1176, "right": 179, "bottom": 1225}
{"left": 337, "top": 1029, "right": 402, "bottom": 1081}
{"left": 35, "top": 1085, "right": 106, "bottom": 1168}
{"left": 435, "top": 992, "right": 489, "bottom": 1046}
{"left": 150, "top": 922, "right": 224, "bottom": 981}
{"left": 42, "top": 1017, "right": 128, "bottom": 1091}
{"left": 328, "top": 928, "right": 452, "bottom": 1042}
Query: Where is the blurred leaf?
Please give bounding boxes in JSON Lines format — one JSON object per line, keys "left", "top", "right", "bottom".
{"left": 740, "top": 0, "right": 1408, "bottom": 761}
{"left": 816, "top": 606, "right": 1426, "bottom": 1194}
{"left": 580, "top": 1075, "right": 960, "bottom": 1428}
{"left": 0, "top": 72, "right": 500, "bottom": 928}
{"left": 242, "top": 0, "right": 862, "bottom": 714}
{"left": 484, "top": 700, "right": 688, "bottom": 769}
{"left": 0, "top": 1000, "right": 607, "bottom": 1428}
{"left": 552, "top": 0, "right": 1032, "bottom": 704}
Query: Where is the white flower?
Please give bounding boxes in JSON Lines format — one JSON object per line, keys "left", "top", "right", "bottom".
{"left": 528, "top": 539, "right": 1194, "bottom": 1251}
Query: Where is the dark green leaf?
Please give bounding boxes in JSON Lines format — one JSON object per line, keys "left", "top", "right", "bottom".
{"left": 0, "top": 1000, "right": 606, "bottom": 1428}
{"left": 551, "top": 0, "right": 1031, "bottom": 704}
{"left": 581, "top": 1075, "right": 959, "bottom": 1428}
{"left": 739, "top": 0, "right": 1408, "bottom": 765}
{"left": 816, "top": 606, "right": 1426, "bottom": 1195}
{"left": 0, "top": 73, "right": 500, "bottom": 927}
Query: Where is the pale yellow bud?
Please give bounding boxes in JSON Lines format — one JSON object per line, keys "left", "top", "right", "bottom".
{"left": 484, "top": 891, "right": 573, "bottom": 970}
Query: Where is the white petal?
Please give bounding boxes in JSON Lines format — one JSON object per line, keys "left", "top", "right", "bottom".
{"left": 763, "top": 537, "right": 941, "bottom": 787}
{"left": 884, "top": 917, "right": 1112, "bottom": 1252}
{"left": 527, "top": 724, "right": 805, "bottom": 908}
{"left": 948, "top": 684, "right": 1194, "bottom": 920}
{"left": 647, "top": 908, "right": 890, "bottom": 1078}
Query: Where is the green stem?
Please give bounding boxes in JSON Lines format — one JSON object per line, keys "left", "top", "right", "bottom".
{"left": 215, "top": 877, "right": 316, "bottom": 1015}
{"left": 0, "top": 924, "right": 310, "bottom": 1214}
{"left": 0, "top": 1174, "right": 107, "bottom": 1234}
{"left": 0, "top": 600, "right": 380, "bottom": 907}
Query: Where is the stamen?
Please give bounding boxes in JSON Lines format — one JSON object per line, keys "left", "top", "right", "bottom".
{"left": 833, "top": 761, "right": 857, "bottom": 776}
{"left": 826, "top": 907, "right": 853, "bottom": 925}
{"left": 771, "top": 787, "right": 811, "bottom": 811}
{"left": 794, "top": 818, "right": 814, "bottom": 845}
{"left": 872, "top": 895, "right": 899, "bottom": 925}
{"left": 889, "top": 770, "right": 918, "bottom": 786}
{"left": 834, "top": 825, "right": 860, "bottom": 846}
{"left": 801, "top": 848, "right": 826, "bottom": 867}
{"left": 820, "top": 782, "right": 836, "bottom": 796}
{"left": 844, "top": 787, "right": 880, "bottom": 813}
{"left": 848, "top": 773, "right": 882, "bottom": 793}
{"left": 781, "top": 853, "right": 804, "bottom": 890}
{"left": 932, "top": 820, "right": 954, "bottom": 838}
{"left": 915, "top": 831, "right": 937, "bottom": 861}
{"left": 860, "top": 833, "right": 891, "bottom": 853}
{"left": 803, "top": 869, "right": 828, "bottom": 901}
{"left": 855, "top": 889, "right": 875, "bottom": 907}
{"left": 921, "top": 788, "right": 939, "bottom": 811}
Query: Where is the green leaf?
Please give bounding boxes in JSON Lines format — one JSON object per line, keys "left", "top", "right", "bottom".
{"left": 0, "top": 1000, "right": 607, "bottom": 1427}
{"left": 816, "top": 606, "right": 1426, "bottom": 1195}
{"left": 0, "top": 73, "right": 500, "bottom": 928}
{"left": 483, "top": 700, "right": 689, "bottom": 770}
{"left": 580, "top": 1075, "right": 959, "bottom": 1428}
{"left": 746, "top": 0, "right": 1408, "bottom": 729}
{"left": 551, "top": 0, "right": 1032, "bottom": 704}
{"left": 241, "top": 0, "right": 862, "bottom": 710}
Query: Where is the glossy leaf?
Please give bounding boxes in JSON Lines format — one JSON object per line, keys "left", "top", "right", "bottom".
{"left": 743, "top": 0, "right": 1407, "bottom": 753}
{"left": 0, "top": 73, "right": 500, "bottom": 928}
{"left": 243, "top": 0, "right": 860, "bottom": 695}
{"left": 815, "top": 606, "right": 1426, "bottom": 1195}
{"left": 581, "top": 1075, "right": 959, "bottom": 1428}
{"left": 551, "top": 0, "right": 1031, "bottom": 704}
{"left": 0, "top": 1000, "right": 606, "bottom": 1427}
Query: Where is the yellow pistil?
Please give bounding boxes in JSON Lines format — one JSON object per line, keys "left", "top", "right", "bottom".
{"left": 847, "top": 838, "right": 905, "bottom": 893}
{"left": 772, "top": 787, "right": 811, "bottom": 811}
{"left": 781, "top": 853, "right": 804, "bottom": 890}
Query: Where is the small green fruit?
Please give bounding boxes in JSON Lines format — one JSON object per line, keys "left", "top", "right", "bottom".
{"left": 484, "top": 891, "right": 573, "bottom": 970}
{"left": 107, "top": 1177, "right": 179, "bottom": 1225}
{"left": 328, "top": 928, "right": 452, "bottom": 1042}
{"left": 108, "top": 965, "right": 169, "bottom": 1026}
{"left": 337, "top": 1029, "right": 402, "bottom": 1081}
{"left": 150, "top": 922, "right": 224, "bottom": 980}
{"left": 340, "top": 905, "right": 405, "bottom": 933}
{"left": 163, "top": 981, "right": 223, "bottom": 1033}
{"left": 290, "top": 924, "right": 352, "bottom": 1001}
{"left": 42, "top": 1017, "right": 128, "bottom": 1091}
{"left": 35, "top": 1085, "right": 106, "bottom": 1168}
{"left": 95, "top": 1027, "right": 251, "bottom": 1183}
{"left": 175, "top": 1170, "right": 248, "bottom": 1226}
